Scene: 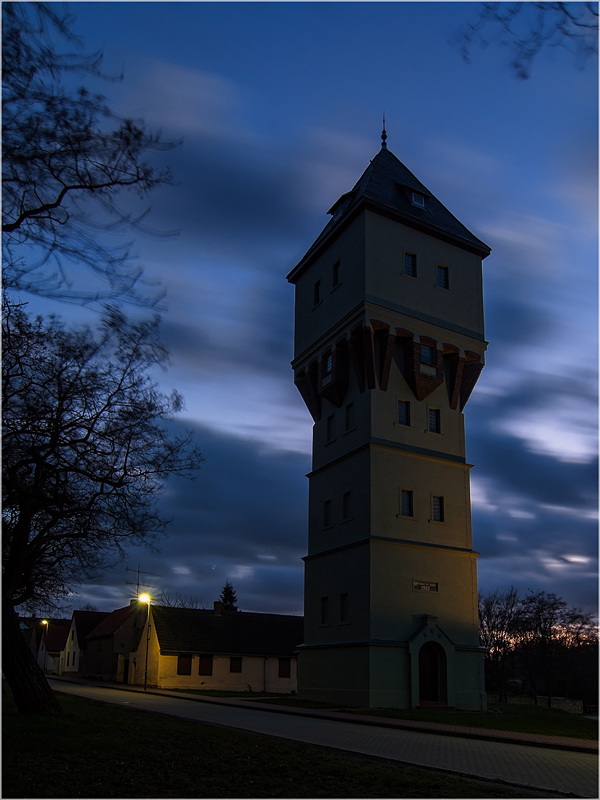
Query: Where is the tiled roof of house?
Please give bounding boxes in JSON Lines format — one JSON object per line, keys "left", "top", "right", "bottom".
{"left": 287, "top": 146, "right": 490, "bottom": 283}
{"left": 45, "top": 620, "right": 71, "bottom": 652}
{"left": 152, "top": 606, "right": 304, "bottom": 657}
{"left": 72, "top": 610, "right": 109, "bottom": 642}
{"left": 86, "top": 605, "right": 136, "bottom": 639}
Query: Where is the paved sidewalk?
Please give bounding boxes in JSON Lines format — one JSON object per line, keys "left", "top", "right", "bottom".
{"left": 50, "top": 679, "right": 598, "bottom": 797}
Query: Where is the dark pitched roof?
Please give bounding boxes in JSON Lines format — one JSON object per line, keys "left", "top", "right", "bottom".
{"left": 72, "top": 610, "right": 109, "bottom": 641}
{"left": 288, "top": 146, "right": 490, "bottom": 283}
{"left": 152, "top": 606, "right": 304, "bottom": 658}
{"left": 86, "top": 606, "right": 136, "bottom": 639}
{"left": 45, "top": 620, "right": 71, "bottom": 652}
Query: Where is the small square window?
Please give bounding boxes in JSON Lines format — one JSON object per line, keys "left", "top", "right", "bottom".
{"left": 404, "top": 252, "right": 417, "bottom": 277}
{"left": 279, "top": 658, "right": 291, "bottom": 678}
{"left": 323, "top": 499, "right": 332, "bottom": 528}
{"left": 428, "top": 408, "right": 441, "bottom": 434}
{"left": 230, "top": 657, "right": 242, "bottom": 673}
{"left": 342, "top": 491, "right": 352, "bottom": 520}
{"left": 432, "top": 495, "right": 445, "bottom": 522}
{"left": 199, "top": 655, "right": 213, "bottom": 676}
{"left": 177, "top": 654, "right": 192, "bottom": 675}
{"left": 421, "top": 345, "right": 435, "bottom": 366}
{"left": 340, "top": 592, "right": 349, "bottom": 623}
{"left": 401, "top": 490, "right": 413, "bottom": 517}
{"left": 326, "top": 414, "right": 335, "bottom": 442}
{"left": 332, "top": 261, "right": 340, "bottom": 287}
{"left": 320, "top": 596, "right": 329, "bottom": 625}
{"left": 323, "top": 352, "right": 333, "bottom": 375}
{"left": 345, "top": 403, "right": 355, "bottom": 431}
{"left": 412, "top": 192, "right": 425, "bottom": 208}
{"left": 398, "top": 399, "right": 410, "bottom": 426}
{"left": 314, "top": 280, "right": 321, "bottom": 305}
{"left": 437, "top": 265, "right": 449, "bottom": 289}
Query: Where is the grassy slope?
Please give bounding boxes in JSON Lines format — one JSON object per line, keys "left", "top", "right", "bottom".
{"left": 3, "top": 688, "right": 542, "bottom": 799}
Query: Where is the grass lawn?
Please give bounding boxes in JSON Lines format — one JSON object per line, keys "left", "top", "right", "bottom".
{"left": 3, "top": 688, "right": 544, "bottom": 799}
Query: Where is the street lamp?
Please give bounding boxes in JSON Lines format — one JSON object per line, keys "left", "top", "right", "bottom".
{"left": 41, "top": 620, "right": 49, "bottom": 673}
{"left": 139, "top": 595, "right": 151, "bottom": 690}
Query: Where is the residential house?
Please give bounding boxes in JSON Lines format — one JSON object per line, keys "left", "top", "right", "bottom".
{"left": 60, "top": 610, "right": 108, "bottom": 675}
{"left": 131, "top": 602, "right": 303, "bottom": 692}
{"left": 37, "top": 618, "right": 70, "bottom": 674}
{"left": 84, "top": 601, "right": 147, "bottom": 682}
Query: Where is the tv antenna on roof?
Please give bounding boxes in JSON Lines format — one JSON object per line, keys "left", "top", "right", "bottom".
{"left": 126, "top": 564, "right": 161, "bottom": 598}
{"left": 381, "top": 112, "right": 387, "bottom": 149}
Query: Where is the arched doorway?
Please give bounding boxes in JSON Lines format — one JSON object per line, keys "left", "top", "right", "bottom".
{"left": 418, "top": 641, "right": 447, "bottom": 703}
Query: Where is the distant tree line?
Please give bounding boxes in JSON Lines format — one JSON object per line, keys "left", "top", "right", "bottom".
{"left": 479, "top": 588, "right": 598, "bottom": 708}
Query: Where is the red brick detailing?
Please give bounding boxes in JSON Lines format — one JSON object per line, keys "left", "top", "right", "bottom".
{"left": 460, "top": 350, "right": 483, "bottom": 410}
{"left": 363, "top": 326, "right": 377, "bottom": 390}
{"left": 294, "top": 360, "right": 321, "bottom": 421}
{"left": 348, "top": 325, "right": 366, "bottom": 393}
{"left": 370, "top": 319, "right": 395, "bottom": 392}
{"left": 409, "top": 337, "right": 444, "bottom": 402}
{"left": 320, "top": 339, "right": 350, "bottom": 408}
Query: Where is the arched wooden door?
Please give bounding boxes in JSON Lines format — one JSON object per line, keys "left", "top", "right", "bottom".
{"left": 418, "top": 641, "right": 448, "bottom": 703}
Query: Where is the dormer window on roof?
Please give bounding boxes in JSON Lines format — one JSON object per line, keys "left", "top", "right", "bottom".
{"left": 411, "top": 192, "right": 425, "bottom": 208}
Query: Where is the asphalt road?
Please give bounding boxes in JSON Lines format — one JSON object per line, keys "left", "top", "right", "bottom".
{"left": 51, "top": 680, "right": 598, "bottom": 798}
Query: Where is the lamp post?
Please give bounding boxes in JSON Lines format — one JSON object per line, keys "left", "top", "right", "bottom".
{"left": 41, "top": 620, "right": 49, "bottom": 673}
{"left": 139, "top": 594, "right": 151, "bottom": 691}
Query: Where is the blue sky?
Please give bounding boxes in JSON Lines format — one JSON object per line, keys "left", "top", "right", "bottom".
{"left": 17, "top": 2, "right": 598, "bottom": 616}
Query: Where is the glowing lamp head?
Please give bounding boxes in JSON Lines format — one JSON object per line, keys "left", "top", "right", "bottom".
{"left": 41, "top": 620, "right": 48, "bottom": 625}
{"left": 139, "top": 594, "right": 151, "bottom": 605}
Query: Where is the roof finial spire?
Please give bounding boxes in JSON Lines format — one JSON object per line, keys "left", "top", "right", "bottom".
{"left": 381, "top": 112, "right": 387, "bottom": 149}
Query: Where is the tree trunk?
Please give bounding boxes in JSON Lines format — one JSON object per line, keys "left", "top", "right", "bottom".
{"left": 2, "top": 596, "right": 62, "bottom": 715}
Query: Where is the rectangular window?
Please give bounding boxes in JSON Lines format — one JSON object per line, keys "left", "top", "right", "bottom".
{"left": 314, "top": 280, "right": 321, "bottom": 306}
{"left": 397, "top": 399, "right": 410, "bottom": 426}
{"left": 345, "top": 402, "right": 355, "bottom": 431}
{"left": 332, "top": 260, "right": 340, "bottom": 287}
{"left": 278, "top": 657, "right": 291, "bottom": 678}
{"left": 323, "top": 499, "right": 332, "bottom": 528}
{"left": 428, "top": 407, "right": 441, "bottom": 434}
{"left": 230, "top": 657, "right": 242, "bottom": 673}
{"left": 177, "top": 654, "right": 192, "bottom": 675}
{"left": 340, "top": 593, "right": 349, "bottom": 623}
{"left": 342, "top": 491, "right": 352, "bottom": 520}
{"left": 199, "top": 655, "right": 213, "bottom": 676}
{"left": 404, "top": 252, "right": 417, "bottom": 277}
{"left": 320, "top": 596, "right": 329, "bottom": 625}
{"left": 421, "top": 345, "right": 435, "bottom": 365}
{"left": 324, "top": 352, "right": 333, "bottom": 375}
{"left": 437, "top": 265, "right": 449, "bottom": 289}
{"left": 432, "top": 495, "right": 445, "bottom": 522}
{"left": 67, "top": 652, "right": 70, "bottom": 666}
{"left": 401, "top": 490, "right": 413, "bottom": 517}
{"left": 326, "top": 414, "right": 335, "bottom": 442}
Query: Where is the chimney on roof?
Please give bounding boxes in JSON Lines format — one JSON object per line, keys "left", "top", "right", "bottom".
{"left": 213, "top": 601, "right": 222, "bottom": 616}
{"left": 129, "top": 598, "right": 138, "bottom": 606}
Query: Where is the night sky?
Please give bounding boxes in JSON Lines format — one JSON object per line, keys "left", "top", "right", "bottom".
{"left": 17, "top": 3, "right": 598, "bottom": 616}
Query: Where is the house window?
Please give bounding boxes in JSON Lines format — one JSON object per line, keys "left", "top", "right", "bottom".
{"left": 345, "top": 402, "right": 355, "bottom": 431}
{"left": 340, "top": 593, "right": 349, "bottom": 623}
{"left": 397, "top": 399, "right": 410, "bottom": 426}
{"left": 412, "top": 192, "right": 425, "bottom": 208}
{"left": 401, "top": 490, "right": 414, "bottom": 517}
{"left": 67, "top": 652, "right": 70, "bottom": 666}
{"left": 323, "top": 352, "right": 333, "bottom": 376}
{"left": 323, "top": 499, "right": 332, "bottom": 528}
{"left": 421, "top": 345, "right": 435, "bottom": 366}
{"left": 199, "top": 655, "right": 213, "bottom": 676}
{"left": 73, "top": 651, "right": 77, "bottom": 668}
{"left": 326, "top": 414, "right": 335, "bottom": 442}
{"left": 437, "top": 265, "right": 449, "bottom": 289}
{"left": 432, "top": 495, "right": 445, "bottom": 522}
{"left": 314, "top": 280, "right": 321, "bottom": 306}
{"left": 428, "top": 407, "right": 441, "bottom": 434}
{"left": 177, "top": 654, "right": 192, "bottom": 675}
{"left": 332, "top": 260, "right": 340, "bottom": 288}
{"left": 278, "top": 658, "right": 291, "bottom": 678}
{"left": 230, "top": 657, "right": 242, "bottom": 673}
{"left": 404, "top": 252, "right": 417, "bottom": 277}
{"left": 342, "top": 491, "right": 352, "bottom": 520}
{"left": 320, "top": 596, "right": 329, "bottom": 625}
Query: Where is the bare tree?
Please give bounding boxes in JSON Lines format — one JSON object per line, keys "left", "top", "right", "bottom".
{"left": 478, "top": 587, "right": 521, "bottom": 702}
{"left": 453, "top": 2, "right": 598, "bottom": 79}
{"left": 2, "top": 299, "right": 203, "bottom": 713}
{"left": 2, "top": 2, "right": 175, "bottom": 307}
{"left": 157, "top": 590, "right": 206, "bottom": 609}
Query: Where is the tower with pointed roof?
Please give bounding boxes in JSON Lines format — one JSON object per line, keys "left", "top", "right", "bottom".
{"left": 287, "top": 132, "right": 490, "bottom": 709}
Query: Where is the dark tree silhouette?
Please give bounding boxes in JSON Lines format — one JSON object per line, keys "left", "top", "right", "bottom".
{"left": 219, "top": 580, "right": 238, "bottom": 611}
{"left": 157, "top": 590, "right": 206, "bottom": 609}
{"left": 2, "top": 2, "right": 175, "bottom": 307}
{"left": 478, "top": 587, "right": 521, "bottom": 703}
{"left": 2, "top": 299, "right": 203, "bottom": 713}
{"left": 453, "top": 2, "right": 598, "bottom": 79}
